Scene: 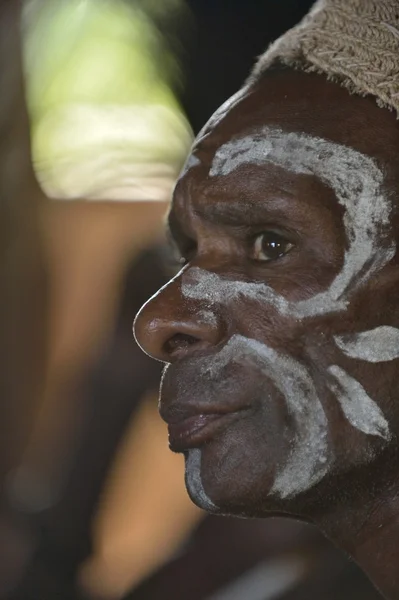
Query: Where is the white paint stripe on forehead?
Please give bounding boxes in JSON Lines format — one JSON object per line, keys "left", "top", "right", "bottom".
{"left": 334, "top": 326, "right": 399, "bottom": 363}
{"left": 209, "top": 127, "right": 395, "bottom": 316}
{"left": 328, "top": 365, "right": 391, "bottom": 440}
{"left": 205, "top": 334, "right": 330, "bottom": 499}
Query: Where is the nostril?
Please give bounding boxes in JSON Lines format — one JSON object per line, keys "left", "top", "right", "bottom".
{"left": 163, "top": 333, "right": 199, "bottom": 357}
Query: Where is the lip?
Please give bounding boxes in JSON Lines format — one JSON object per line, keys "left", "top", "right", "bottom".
{"left": 167, "top": 409, "right": 247, "bottom": 452}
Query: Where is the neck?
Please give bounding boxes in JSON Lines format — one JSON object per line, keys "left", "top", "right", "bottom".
{"left": 314, "top": 463, "right": 399, "bottom": 599}
{"left": 354, "top": 514, "right": 399, "bottom": 599}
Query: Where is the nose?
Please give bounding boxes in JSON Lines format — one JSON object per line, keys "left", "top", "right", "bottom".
{"left": 134, "top": 271, "right": 223, "bottom": 363}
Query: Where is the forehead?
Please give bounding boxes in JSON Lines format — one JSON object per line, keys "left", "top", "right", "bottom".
{"left": 173, "top": 73, "right": 397, "bottom": 232}
{"left": 191, "top": 70, "right": 399, "bottom": 162}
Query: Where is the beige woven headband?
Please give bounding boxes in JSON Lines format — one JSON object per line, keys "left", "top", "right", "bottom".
{"left": 252, "top": 0, "right": 399, "bottom": 116}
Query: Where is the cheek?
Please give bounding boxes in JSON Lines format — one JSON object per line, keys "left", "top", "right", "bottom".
{"left": 280, "top": 320, "right": 397, "bottom": 466}
{"left": 339, "top": 360, "right": 399, "bottom": 428}
{"left": 247, "top": 261, "right": 342, "bottom": 306}
{"left": 234, "top": 302, "right": 305, "bottom": 357}
{"left": 308, "top": 337, "right": 397, "bottom": 466}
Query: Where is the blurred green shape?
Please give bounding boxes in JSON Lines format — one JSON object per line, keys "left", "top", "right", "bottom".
{"left": 23, "top": 0, "right": 192, "bottom": 200}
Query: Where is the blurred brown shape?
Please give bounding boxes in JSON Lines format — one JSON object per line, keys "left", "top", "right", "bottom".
{"left": 0, "top": 0, "right": 47, "bottom": 483}
{"left": 0, "top": 0, "right": 48, "bottom": 595}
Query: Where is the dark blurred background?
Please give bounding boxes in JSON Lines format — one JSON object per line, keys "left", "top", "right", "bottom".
{"left": 0, "top": 1, "right": 383, "bottom": 599}
{"left": 180, "top": 0, "right": 315, "bottom": 133}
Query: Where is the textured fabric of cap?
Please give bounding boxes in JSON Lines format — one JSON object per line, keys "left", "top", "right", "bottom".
{"left": 252, "top": 0, "right": 399, "bottom": 116}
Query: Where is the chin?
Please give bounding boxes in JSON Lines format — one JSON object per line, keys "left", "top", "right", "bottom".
{"left": 183, "top": 430, "right": 336, "bottom": 519}
{"left": 183, "top": 428, "right": 284, "bottom": 517}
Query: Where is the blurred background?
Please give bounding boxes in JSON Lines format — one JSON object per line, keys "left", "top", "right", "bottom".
{"left": 0, "top": 1, "right": 384, "bottom": 599}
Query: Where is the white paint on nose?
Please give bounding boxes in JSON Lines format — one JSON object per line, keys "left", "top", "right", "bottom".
{"left": 182, "top": 267, "right": 290, "bottom": 315}
{"left": 196, "top": 309, "right": 218, "bottom": 328}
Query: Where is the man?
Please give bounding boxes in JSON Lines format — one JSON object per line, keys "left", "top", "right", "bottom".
{"left": 134, "top": 1, "right": 399, "bottom": 598}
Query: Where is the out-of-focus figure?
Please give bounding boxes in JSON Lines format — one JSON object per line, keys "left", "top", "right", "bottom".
{"left": 7, "top": 2, "right": 201, "bottom": 598}
{"left": 16, "top": 0, "right": 193, "bottom": 522}
{"left": 24, "top": 0, "right": 192, "bottom": 201}
{"left": 0, "top": 0, "right": 48, "bottom": 596}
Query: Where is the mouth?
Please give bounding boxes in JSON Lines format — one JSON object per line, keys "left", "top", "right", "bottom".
{"left": 167, "top": 409, "right": 248, "bottom": 452}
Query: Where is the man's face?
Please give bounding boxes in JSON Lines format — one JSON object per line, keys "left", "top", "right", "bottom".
{"left": 134, "top": 71, "right": 399, "bottom": 519}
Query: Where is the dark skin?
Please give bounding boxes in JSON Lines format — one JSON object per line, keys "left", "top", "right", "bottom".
{"left": 134, "top": 69, "right": 399, "bottom": 599}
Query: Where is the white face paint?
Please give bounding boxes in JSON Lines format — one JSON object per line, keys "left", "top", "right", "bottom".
{"left": 204, "top": 335, "right": 330, "bottom": 499}
{"left": 184, "top": 266, "right": 291, "bottom": 315}
{"left": 210, "top": 128, "right": 395, "bottom": 317}
{"left": 179, "top": 127, "right": 396, "bottom": 501}
{"left": 328, "top": 366, "right": 391, "bottom": 440}
{"left": 335, "top": 326, "right": 399, "bottom": 363}
{"left": 185, "top": 449, "right": 218, "bottom": 511}
{"left": 196, "top": 309, "right": 219, "bottom": 329}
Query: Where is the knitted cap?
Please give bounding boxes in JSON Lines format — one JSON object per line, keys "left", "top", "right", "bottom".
{"left": 252, "top": 0, "right": 399, "bottom": 116}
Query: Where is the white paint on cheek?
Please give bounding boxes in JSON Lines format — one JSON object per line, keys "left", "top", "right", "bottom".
{"left": 208, "top": 335, "right": 330, "bottom": 500}
{"left": 182, "top": 270, "right": 394, "bottom": 496}
{"left": 185, "top": 448, "right": 219, "bottom": 512}
{"left": 335, "top": 326, "right": 399, "bottom": 363}
{"left": 182, "top": 268, "right": 395, "bottom": 466}
{"left": 209, "top": 127, "right": 395, "bottom": 317}
{"left": 328, "top": 365, "right": 391, "bottom": 440}
{"left": 182, "top": 267, "right": 291, "bottom": 316}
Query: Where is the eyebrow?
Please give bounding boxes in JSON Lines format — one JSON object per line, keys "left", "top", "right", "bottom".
{"left": 169, "top": 170, "right": 325, "bottom": 245}
{"left": 192, "top": 189, "right": 300, "bottom": 227}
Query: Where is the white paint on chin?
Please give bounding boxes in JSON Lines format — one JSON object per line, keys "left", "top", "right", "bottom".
{"left": 335, "top": 326, "right": 399, "bottom": 363}
{"left": 328, "top": 365, "right": 391, "bottom": 440}
{"left": 185, "top": 448, "right": 219, "bottom": 512}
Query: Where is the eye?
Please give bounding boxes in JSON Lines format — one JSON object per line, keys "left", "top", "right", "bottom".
{"left": 250, "top": 231, "right": 294, "bottom": 262}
